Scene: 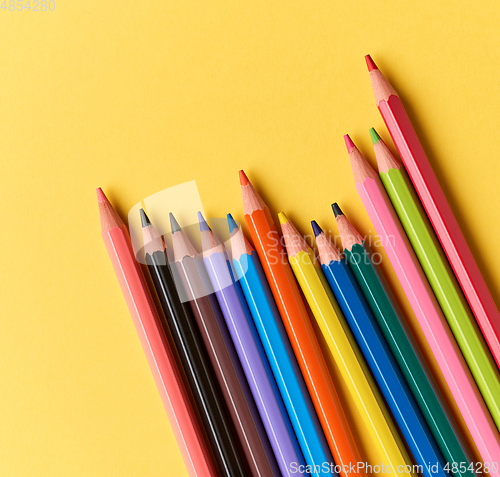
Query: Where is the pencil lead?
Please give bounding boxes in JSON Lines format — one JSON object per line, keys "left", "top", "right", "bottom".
{"left": 96, "top": 187, "right": 109, "bottom": 204}
{"left": 332, "top": 203, "right": 344, "bottom": 218}
{"left": 227, "top": 213, "right": 238, "bottom": 233}
{"left": 278, "top": 212, "right": 288, "bottom": 225}
{"left": 311, "top": 220, "right": 323, "bottom": 238}
{"left": 239, "top": 169, "right": 249, "bottom": 186}
{"left": 198, "top": 212, "right": 211, "bottom": 232}
{"left": 140, "top": 208, "right": 151, "bottom": 228}
{"left": 169, "top": 213, "right": 181, "bottom": 234}
{"left": 365, "top": 54, "right": 378, "bottom": 72}
{"left": 372, "top": 132, "right": 402, "bottom": 173}
{"left": 369, "top": 127, "right": 382, "bottom": 145}
{"left": 344, "top": 134, "right": 356, "bottom": 153}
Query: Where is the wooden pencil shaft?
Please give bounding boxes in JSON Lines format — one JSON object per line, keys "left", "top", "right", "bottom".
{"left": 174, "top": 254, "right": 280, "bottom": 477}
{"left": 202, "top": 243, "right": 307, "bottom": 477}
{"left": 370, "top": 132, "right": 500, "bottom": 467}
{"left": 321, "top": 257, "right": 447, "bottom": 477}
{"left": 98, "top": 201, "right": 217, "bottom": 476}
{"left": 146, "top": 250, "right": 248, "bottom": 477}
{"left": 286, "top": 247, "right": 414, "bottom": 477}
{"left": 242, "top": 204, "right": 365, "bottom": 477}
{"left": 370, "top": 61, "right": 500, "bottom": 371}
{"left": 380, "top": 167, "right": 500, "bottom": 429}
{"left": 348, "top": 242, "right": 464, "bottom": 440}
{"left": 350, "top": 156, "right": 475, "bottom": 476}
{"left": 233, "top": 247, "right": 334, "bottom": 472}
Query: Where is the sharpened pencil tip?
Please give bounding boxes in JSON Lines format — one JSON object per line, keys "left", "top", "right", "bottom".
{"left": 344, "top": 134, "right": 355, "bottom": 153}
{"left": 239, "top": 170, "right": 249, "bottom": 186}
{"left": 96, "top": 187, "right": 109, "bottom": 204}
{"left": 227, "top": 213, "right": 238, "bottom": 233}
{"left": 332, "top": 203, "right": 344, "bottom": 218}
{"left": 311, "top": 220, "right": 323, "bottom": 238}
{"left": 278, "top": 212, "right": 288, "bottom": 225}
{"left": 365, "top": 55, "right": 378, "bottom": 72}
{"left": 169, "top": 213, "right": 181, "bottom": 234}
{"left": 198, "top": 212, "right": 211, "bottom": 232}
{"left": 140, "top": 208, "right": 151, "bottom": 228}
{"left": 369, "top": 127, "right": 382, "bottom": 145}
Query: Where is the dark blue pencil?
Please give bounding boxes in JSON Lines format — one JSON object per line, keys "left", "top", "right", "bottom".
{"left": 311, "top": 220, "right": 446, "bottom": 477}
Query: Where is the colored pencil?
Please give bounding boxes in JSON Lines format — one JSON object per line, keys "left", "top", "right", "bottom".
{"left": 314, "top": 218, "right": 461, "bottom": 477}
{"left": 368, "top": 129, "right": 500, "bottom": 466}
{"left": 372, "top": 125, "right": 500, "bottom": 416}
{"left": 228, "top": 213, "right": 334, "bottom": 475}
{"left": 345, "top": 135, "right": 478, "bottom": 475}
{"left": 198, "top": 213, "right": 309, "bottom": 477}
{"left": 97, "top": 189, "right": 217, "bottom": 477}
{"left": 171, "top": 215, "right": 280, "bottom": 477}
{"left": 141, "top": 210, "right": 247, "bottom": 477}
{"left": 239, "top": 171, "right": 365, "bottom": 477}
{"left": 365, "top": 55, "right": 500, "bottom": 370}
{"left": 332, "top": 206, "right": 452, "bottom": 477}
{"left": 372, "top": 132, "right": 500, "bottom": 457}
{"left": 279, "top": 212, "right": 415, "bottom": 477}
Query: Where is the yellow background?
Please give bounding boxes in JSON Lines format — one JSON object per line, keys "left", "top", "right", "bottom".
{"left": 1, "top": 0, "right": 500, "bottom": 475}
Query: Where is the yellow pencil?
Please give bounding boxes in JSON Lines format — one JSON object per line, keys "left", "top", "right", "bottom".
{"left": 278, "top": 212, "right": 415, "bottom": 477}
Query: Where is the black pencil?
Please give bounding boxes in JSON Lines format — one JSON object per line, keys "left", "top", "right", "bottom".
{"left": 140, "top": 209, "right": 248, "bottom": 477}
{"left": 170, "top": 213, "right": 281, "bottom": 477}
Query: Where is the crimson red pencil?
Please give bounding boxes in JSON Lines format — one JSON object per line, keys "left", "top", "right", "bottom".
{"left": 365, "top": 55, "right": 500, "bottom": 369}
{"left": 97, "top": 188, "right": 217, "bottom": 477}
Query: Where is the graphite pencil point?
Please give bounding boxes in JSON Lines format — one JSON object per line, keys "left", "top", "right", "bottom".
{"left": 140, "top": 208, "right": 151, "bottom": 228}
{"left": 332, "top": 203, "right": 344, "bottom": 218}
{"left": 170, "top": 213, "right": 181, "bottom": 234}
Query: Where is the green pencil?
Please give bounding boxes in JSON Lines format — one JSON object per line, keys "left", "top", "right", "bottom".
{"left": 371, "top": 129, "right": 500, "bottom": 430}
{"left": 333, "top": 205, "right": 460, "bottom": 465}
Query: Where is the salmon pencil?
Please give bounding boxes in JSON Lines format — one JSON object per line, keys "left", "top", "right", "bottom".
{"left": 97, "top": 189, "right": 217, "bottom": 477}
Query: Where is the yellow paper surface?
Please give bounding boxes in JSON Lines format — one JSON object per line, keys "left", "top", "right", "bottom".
{"left": 1, "top": 1, "right": 499, "bottom": 475}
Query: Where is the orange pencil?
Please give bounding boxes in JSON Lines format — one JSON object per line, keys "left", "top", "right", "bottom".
{"left": 239, "top": 171, "right": 365, "bottom": 477}
{"left": 97, "top": 188, "right": 217, "bottom": 477}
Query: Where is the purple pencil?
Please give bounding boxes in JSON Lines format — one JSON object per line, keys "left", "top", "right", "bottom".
{"left": 198, "top": 212, "right": 306, "bottom": 477}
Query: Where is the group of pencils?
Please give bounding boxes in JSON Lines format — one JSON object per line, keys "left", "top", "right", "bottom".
{"left": 97, "top": 55, "right": 500, "bottom": 477}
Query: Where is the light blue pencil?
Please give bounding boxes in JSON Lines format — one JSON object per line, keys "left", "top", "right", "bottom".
{"left": 228, "top": 214, "right": 335, "bottom": 477}
{"left": 198, "top": 212, "right": 310, "bottom": 477}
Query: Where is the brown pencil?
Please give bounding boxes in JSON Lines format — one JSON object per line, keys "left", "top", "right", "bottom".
{"left": 141, "top": 210, "right": 248, "bottom": 477}
{"left": 170, "top": 213, "right": 280, "bottom": 477}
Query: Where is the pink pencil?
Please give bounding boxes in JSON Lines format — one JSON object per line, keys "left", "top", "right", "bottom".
{"left": 97, "top": 188, "right": 217, "bottom": 477}
{"left": 365, "top": 55, "right": 500, "bottom": 370}
{"left": 344, "top": 138, "right": 500, "bottom": 470}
